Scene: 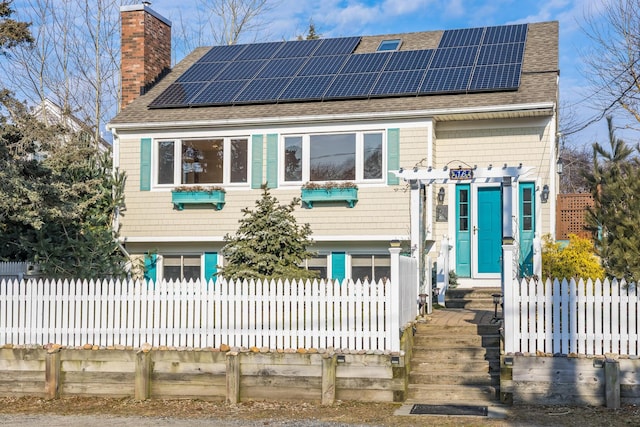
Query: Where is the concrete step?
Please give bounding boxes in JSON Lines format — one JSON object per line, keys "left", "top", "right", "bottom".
{"left": 413, "top": 334, "right": 500, "bottom": 348}
{"left": 406, "top": 384, "right": 499, "bottom": 404}
{"left": 445, "top": 287, "right": 502, "bottom": 299}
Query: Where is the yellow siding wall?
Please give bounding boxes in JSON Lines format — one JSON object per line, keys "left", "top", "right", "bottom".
{"left": 117, "top": 126, "right": 433, "bottom": 241}
{"left": 431, "top": 117, "right": 554, "bottom": 255}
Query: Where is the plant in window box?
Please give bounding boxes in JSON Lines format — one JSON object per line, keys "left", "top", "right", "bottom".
{"left": 171, "top": 185, "right": 226, "bottom": 210}
{"left": 300, "top": 182, "right": 358, "bottom": 208}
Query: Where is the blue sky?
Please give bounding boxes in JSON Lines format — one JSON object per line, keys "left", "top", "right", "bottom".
{"left": 146, "top": 0, "right": 625, "bottom": 149}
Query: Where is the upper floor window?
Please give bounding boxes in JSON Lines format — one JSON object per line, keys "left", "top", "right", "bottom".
{"left": 282, "top": 131, "right": 384, "bottom": 184}
{"left": 155, "top": 138, "right": 248, "bottom": 187}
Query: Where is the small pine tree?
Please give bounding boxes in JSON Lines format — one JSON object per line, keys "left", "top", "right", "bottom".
{"left": 221, "top": 186, "right": 318, "bottom": 280}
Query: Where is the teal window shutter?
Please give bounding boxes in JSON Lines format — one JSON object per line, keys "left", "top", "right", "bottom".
{"left": 331, "top": 252, "right": 346, "bottom": 282}
{"left": 266, "top": 134, "right": 278, "bottom": 188}
{"left": 140, "top": 138, "right": 152, "bottom": 191}
{"left": 251, "top": 135, "right": 263, "bottom": 189}
{"left": 204, "top": 252, "right": 218, "bottom": 284}
{"left": 143, "top": 253, "right": 157, "bottom": 283}
{"left": 387, "top": 129, "right": 399, "bottom": 185}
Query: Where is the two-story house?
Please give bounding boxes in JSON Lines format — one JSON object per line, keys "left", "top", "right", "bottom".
{"left": 108, "top": 4, "right": 559, "bottom": 288}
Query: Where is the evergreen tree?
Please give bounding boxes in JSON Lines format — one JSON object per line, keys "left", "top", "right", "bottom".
{"left": 0, "top": 91, "right": 128, "bottom": 278}
{"left": 221, "top": 186, "right": 317, "bottom": 280}
{"left": 0, "top": 0, "right": 33, "bottom": 56}
{"left": 584, "top": 117, "right": 640, "bottom": 281}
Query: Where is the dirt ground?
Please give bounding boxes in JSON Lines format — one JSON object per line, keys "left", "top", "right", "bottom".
{"left": 0, "top": 396, "right": 639, "bottom": 426}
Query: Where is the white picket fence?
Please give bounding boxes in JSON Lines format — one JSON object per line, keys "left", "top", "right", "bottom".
{"left": 504, "top": 277, "right": 639, "bottom": 356}
{"left": 0, "top": 275, "right": 416, "bottom": 352}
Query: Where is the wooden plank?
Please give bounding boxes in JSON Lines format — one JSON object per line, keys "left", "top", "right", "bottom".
{"left": 0, "top": 359, "right": 46, "bottom": 371}
{"left": 60, "top": 383, "right": 134, "bottom": 396}
{"left": 151, "top": 383, "right": 226, "bottom": 400}
{"left": 0, "top": 348, "right": 46, "bottom": 361}
{"left": 0, "top": 371, "right": 45, "bottom": 382}
{"left": 60, "top": 349, "right": 137, "bottom": 363}
{"left": 239, "top": 353, "right": 323, "bottom": 365}
{"left": 61, "top": 360, "right": 135, "bottom": 373}
{"left": 336, "top": 389, "right": 394, "bottom": 402}
{"left": 151, "top": 350, "right": 227, "bottom": 364}
{"left": 336, "top": 377, "right": 404, "bottom": 391}
{"left": 241, "top": 375, "right": 322, "bottom": 389}
{"left": 336, "top": 366, "right": 392, "bottom": 379}
{"left": 152, "top": 373, "right": 225, "bottom": 386}
{"left": 152, "top": 361, "right": 226, "bottom": 375}
{"left": 240, "top": 363, "right": 321, "bottom": 377}
{"left": 241, "top": 386, "right": 320, "bottom": 401}
{"left": 61, "top": 371, "right": 134, "bottom": 383}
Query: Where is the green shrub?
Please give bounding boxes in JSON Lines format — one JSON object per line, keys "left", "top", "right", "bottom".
{"left": 541, "top": 234, "right": 604, "bottom": 281}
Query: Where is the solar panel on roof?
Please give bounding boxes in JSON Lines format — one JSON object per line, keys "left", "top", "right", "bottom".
{"left": 384, "top": 49, "right": 434, "bottom": 71}
{"left": 439, "top": 27, "right": 484, "bottom": 48}
{"left": 199, "top": 44, "right": 246, "bottom": 62}
{"left": 149, "top": 24, "right": 528, "bottom": 109}
{"left": 257, "top": 57, "right": 307, "bottom": 78}
{"left": 235, "top": 41, "right": 285, "bottom": 60}
{"left": 483, "top": 24, "right": 527, "bottom": 44}
{"left": 469, "top": 63, "right": 521, "bottom": 90}
{"left": 177, "top": 62, "right": 228, "bottom": 83}
{"left": 273, "top": 39, "right": 322, "bottom": 58}
{"left": 341, "top": 52, "right": 391, "bottom": 74}
{"left": 148, "top": 82, "right": 207, "bottom": 107}
{"left": 190, "top": 80, "right": 249, "bottom": 105}
{"left": 298, "top": 55, "right": 349, "bottom": 76}
{"left": 371, "top": 69, "right": 425, "bottom": 96}
{"left": 235, "top": 77, "right": 292, "bottom": 103}
{"left": 477, "top": 42, "right": 525, "bottom": 66}
{"left": 216, "top": 59, "right": 267, "bottom": 80}
{"left": 324, "top": 72, "right": 379, "bottom": 98}
{"left": 313, "top": 36, "right": 361, "bottom": 56}
{"left": 420, "top": 67, "right": 472, "bottom": 93}
{"left": 430, "top": 46, "right": 479, "bottom": 68}
{"left": 278, "top": 75, "right": 335, "bottom": 100}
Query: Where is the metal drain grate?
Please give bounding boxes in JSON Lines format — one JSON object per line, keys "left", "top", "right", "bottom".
{"left": 409, "top": 404, "right": 488, "bottom": 416}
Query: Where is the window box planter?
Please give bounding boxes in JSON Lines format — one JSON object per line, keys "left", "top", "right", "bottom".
{"left": 171, "top": 187, "right": 225, "bottom": 210}
{"left": 301, "top": 185, "right": 358, "bottom": 208}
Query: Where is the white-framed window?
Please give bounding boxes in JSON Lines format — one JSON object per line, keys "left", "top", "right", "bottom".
{"left": 351, "top": 254, "right": 390, "bottom": 282}
{"left": 282, "top": 131, "right": 384, "bottom": 184}
{"left": 302, "top": 255, "right": 328, "bottom": 279}
{"left": 155, "top": 137, "right": 249, "bottom": 187}
{"left": 162, "top": 255, "right": 202, "bottom": 281}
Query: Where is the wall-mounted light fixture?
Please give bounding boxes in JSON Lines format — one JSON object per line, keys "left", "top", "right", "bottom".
{"left": 336, "top": 355, "right": 346, "bottom": 363}
{"left": 437, "top": 187, "right": 445, "bottom": 204}
{"left": 556, "top": 157, "right": 563, "bottom": 175}
{"left": 540, "top": 184, "right": 550, "bottom": 203}
{"left": 391, "top": 356, "right": 400, "bottom": 365}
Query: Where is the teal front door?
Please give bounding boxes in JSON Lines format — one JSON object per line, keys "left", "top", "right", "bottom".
{"left": 476, "top": 187, "right": 502, "bottom": 274}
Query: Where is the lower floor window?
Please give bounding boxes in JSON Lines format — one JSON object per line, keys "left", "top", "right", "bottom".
{"left": 163, "top": 255, "right": 201, "bottom": 281}
{"left": 302, "top": 256, "right": 328, "bottom": 279}
{"left": 351, "top": 254, "right": 390, "bottom": 282}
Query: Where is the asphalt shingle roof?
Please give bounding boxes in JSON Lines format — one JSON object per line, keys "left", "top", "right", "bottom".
{"left": 109, "top": 21, "right": 558, "bottom": 128}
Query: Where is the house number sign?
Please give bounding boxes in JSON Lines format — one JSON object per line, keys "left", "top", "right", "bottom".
{"left": 449, "top": 168, "right": 474, "bottom": 180}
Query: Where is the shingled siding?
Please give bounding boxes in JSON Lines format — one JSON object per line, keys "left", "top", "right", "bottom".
{"left": 116, "top": 126, "right": 427, "bottom": 240}
{"left": 432, "top": 117, "right": 556, "bottom": 244}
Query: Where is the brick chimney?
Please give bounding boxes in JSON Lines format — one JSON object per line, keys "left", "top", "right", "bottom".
{"left": 120, "top": 3, "right": 171, "bottom": 109}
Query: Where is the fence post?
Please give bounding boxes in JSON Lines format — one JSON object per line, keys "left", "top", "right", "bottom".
{"left": 389, "top": 246, "right": 401, "bottom": 352}
{"left": 226, "top": 351, "right": 240, "bottom": 404}
{"left": 502, "top": 243, "right": 516, "bottom": 354}
{"left": 134, "top": 349, "right": 152, "bottom": 400}
{"left": 45, "top": 348, "right": 61, "bottom": 400}
{"left": 436, "top": 237, "right": 450, "bottom": 307}
{"left": 321, "top": 355, "right": 337, "bottom": 405}
{"left": 605, "top": 358, "right": 621, "bottom": 409}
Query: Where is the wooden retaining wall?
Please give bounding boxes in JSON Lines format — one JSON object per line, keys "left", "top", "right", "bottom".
{"left": 501, "top": 355, "right": 640, "bottom": 407}
{"left": 0, "top": 347, "right": 406, "bottom": 404}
